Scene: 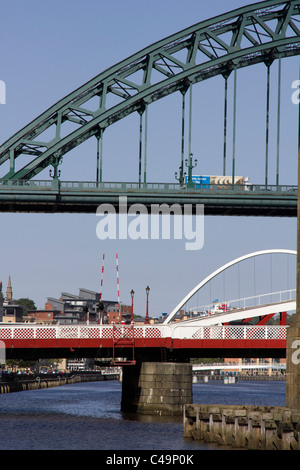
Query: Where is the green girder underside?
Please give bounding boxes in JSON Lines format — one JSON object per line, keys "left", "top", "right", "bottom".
{"left": 1, "top": 0, "right": 300, "bottom": 181}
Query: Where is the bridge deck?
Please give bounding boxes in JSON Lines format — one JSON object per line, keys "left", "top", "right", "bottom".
{"left": 0, "top": 180, "right": 296, "bottom": 215}
{"left": 0, "top": 323, "right": 288, "bottom": 360}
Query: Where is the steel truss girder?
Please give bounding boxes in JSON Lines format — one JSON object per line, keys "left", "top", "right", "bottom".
{"left": 1, "top": 0, "right": 300, "bottom": 180}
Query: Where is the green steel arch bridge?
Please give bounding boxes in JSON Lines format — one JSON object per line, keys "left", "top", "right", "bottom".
{"left": 0, "top": 0, "right": 300, "bottom": 215}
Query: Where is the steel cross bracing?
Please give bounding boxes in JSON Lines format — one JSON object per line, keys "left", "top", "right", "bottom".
{"left": 1, "top": 0, "right": 300, "bottom": 182}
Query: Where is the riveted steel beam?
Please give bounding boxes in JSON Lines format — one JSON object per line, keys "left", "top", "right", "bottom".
{"left": 1, "top": 0, "right": 300, "bottom": 180}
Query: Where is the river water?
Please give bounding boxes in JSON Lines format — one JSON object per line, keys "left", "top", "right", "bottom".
{"left": 0, "top": 379, "right": 286, "bottom": 451}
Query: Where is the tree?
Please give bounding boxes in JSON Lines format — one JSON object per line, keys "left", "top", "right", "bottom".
{"left": 15, "top": 298, "right": 37, "bottom": 318}
{"left": 6, "top": 359, "right": 36, "bottom": 370}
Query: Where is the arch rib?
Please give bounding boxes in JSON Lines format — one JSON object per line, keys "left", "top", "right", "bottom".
{"left": 1, "top": 1, "right": 300, "bottom": 180}
{"left": 163, "top": 249, "right": 297, "bottom": 324}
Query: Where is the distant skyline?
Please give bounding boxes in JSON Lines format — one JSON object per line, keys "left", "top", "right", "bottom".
{"left": 0, "top": 0, "right": 298, "bottom": 317}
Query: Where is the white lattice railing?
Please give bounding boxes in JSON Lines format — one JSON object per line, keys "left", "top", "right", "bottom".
{"left": 0, "top": 324, "right": 167, "bottom": 340}
{"left": 0, "top": 324, "right": 288, "bottom": 341}
{"left": 187, "top": 325, "right": 288, "bottom": 340}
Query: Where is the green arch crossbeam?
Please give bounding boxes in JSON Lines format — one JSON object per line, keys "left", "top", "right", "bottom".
{"left": 1, "top": 0, "right": 300, "bottom": 181}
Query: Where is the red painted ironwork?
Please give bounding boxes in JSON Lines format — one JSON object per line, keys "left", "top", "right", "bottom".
{"left": 112, "top": 322, "right": 136, "bottom": 365}
{"left": 0, "top": 324, "right": 287, "bottom": 355}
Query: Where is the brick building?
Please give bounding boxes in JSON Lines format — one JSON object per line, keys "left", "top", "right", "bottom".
{"left": 27, "top": 287, "right": 131, "bottom": 324}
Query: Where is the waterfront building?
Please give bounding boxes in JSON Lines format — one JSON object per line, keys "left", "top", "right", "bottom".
{"left": 26, "top": 309, "right": 62, "bottom": 324}
{"left": 27, "top": 287, "right": 131, "bottom": 324}
{"left": 224, "top": 357, "right": 286, "bottom": 377}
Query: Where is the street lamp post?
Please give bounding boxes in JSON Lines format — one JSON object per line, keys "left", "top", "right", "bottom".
{"left": 145, "top": 286, "right": 150, "bottom": 324}
{"left": 185, "top": 153, "right": 197, "bottom": 188}
{"left": 130, "top": 289, "right": 134, "bottom": 323}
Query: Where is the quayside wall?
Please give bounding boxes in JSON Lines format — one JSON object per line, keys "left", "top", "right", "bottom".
{"left": 0, "top": 372, "right": 116, "bottom": 394}
{"left": 184, "top": 404, "right": 300, "bottom": 450}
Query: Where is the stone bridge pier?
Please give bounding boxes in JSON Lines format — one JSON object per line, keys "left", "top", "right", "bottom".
{"left": 121, "top": 362, "right": 192, "bottom": 416}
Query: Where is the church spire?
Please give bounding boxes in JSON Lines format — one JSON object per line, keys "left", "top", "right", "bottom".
{"left": 6, "top": 276, "right": 12, "bottom": 302}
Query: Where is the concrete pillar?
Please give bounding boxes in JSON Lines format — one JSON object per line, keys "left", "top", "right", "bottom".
{"left": 121, "top": 362, "right": 192, "bottom": 416}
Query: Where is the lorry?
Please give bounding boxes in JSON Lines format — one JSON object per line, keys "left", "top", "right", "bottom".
{"left": 184, "top": 175, "right": 252, "bottom": 189}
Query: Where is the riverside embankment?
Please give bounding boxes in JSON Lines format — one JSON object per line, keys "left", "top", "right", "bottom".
{"left": 184, "top": 403, "right": 300, "bottom": 450}
{"left": 0, "top": 371, "right": 118, "bottom": 394}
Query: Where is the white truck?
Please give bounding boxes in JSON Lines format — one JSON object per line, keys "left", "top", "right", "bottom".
{"left": 184, "top": 175, "right": 252, "bottom": 189}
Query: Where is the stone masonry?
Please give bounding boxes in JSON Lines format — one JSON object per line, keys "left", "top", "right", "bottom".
{"left": 121, "top": 362, "right": 192, "bottom": 416}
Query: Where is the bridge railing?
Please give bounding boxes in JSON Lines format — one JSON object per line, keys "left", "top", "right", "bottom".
{"left": 0, "top": 324, "right": 167, "bottom": 340}
{"left": 188, "top": 288, "right": 296, "bottom": 316}
{"left": 0, "top": 179, "right": 297, "bottom": 194}
{"left": 0, "top": 323, "right": 288, "bottom": 341}
{"left": 0, "top": 179, "right": 57, "bottom": 190}
{"left": 172, "top": 324, "right": 288, "bottom": 340}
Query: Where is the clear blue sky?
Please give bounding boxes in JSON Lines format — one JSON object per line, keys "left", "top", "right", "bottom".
{"left": 0, "top": 0, "right": 298, "bottom": 316}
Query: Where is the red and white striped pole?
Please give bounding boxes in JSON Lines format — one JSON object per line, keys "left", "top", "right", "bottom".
{"left": 100, "top": 253, "right": 105, "bottom": 300}
{"left": 99, "top": 254, "right": 105, "bottom": 323}
{"left": 116, "top": 253, "right": 121, "bottom": 320}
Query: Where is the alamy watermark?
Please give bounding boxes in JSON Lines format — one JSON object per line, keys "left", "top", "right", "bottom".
{"left": 291, "top": 340, "right": 300, "bottom": 365}
{"left": 96, "top": 196, "right": 204, "bottom": 250}
{"left": 0, "top": 81, "right": 6, "bottom": 104}
{"left": 0, "top": 341, "right": 6, "bottom": 365}
{"left": 291, "top": 80, "right": 300, "bottom": 104}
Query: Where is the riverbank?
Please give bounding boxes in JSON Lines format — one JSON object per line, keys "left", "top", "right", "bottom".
{"left": 0, "top": 371, "right": 119, "bottom": 394}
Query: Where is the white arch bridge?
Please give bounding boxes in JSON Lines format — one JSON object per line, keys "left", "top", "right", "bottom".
{"left": 163, "top": 249, "right": 296, "bottom": 327}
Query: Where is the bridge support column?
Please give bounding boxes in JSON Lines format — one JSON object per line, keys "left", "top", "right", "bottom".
{"left": 286, "top": 323, "right": 300, "bottom": 410}
{"left": 287, "top": 95, "right": 300, "bottom": 410}
{"left": 121, "top": 362, "right": 192, "bottom": 416}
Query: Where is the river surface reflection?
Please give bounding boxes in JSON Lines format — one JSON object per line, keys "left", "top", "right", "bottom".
{"left": 0, "top": 379, "right": 286, "bottom": 450}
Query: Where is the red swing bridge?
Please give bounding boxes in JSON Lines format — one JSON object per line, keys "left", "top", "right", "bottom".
{"left": 0, "top": 249, "right": 295, "bottom": 363}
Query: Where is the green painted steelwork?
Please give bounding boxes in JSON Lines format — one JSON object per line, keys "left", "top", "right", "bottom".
{"left": 276, "top": 57, "right": 282, "bottom": 186}
{"left": 0, "top": 179, "right": 296, "bottom": 216}
{"left": 1, "top": 0, "right": 300, "bottom": 183}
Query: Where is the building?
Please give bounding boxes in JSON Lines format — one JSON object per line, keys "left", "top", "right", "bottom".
{"left": 27, "top": 287, "right": 131, "bottom": 325}
{"left": 2, "top": 276, "right": 24, "bottom": 323}
{"left": 2, "top": 304, "right": 24, "bottom": 323}
{"left": 106, "top": 304, "right": 132, "bottom": 324}
{"left": 223, "top": 357, "right": 286, "bottom": 377}
{"left": 26, "top": 309, "right": 62, "bottom": 324}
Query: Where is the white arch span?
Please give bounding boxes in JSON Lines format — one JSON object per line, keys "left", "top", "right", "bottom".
{"left": 163, "top": 249, "right": 297, "bottom": 324}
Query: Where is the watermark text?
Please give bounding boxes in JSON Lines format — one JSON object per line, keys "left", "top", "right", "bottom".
{"left": 291, "top": 79, "right": 300, "bottom": 104}
{"left": 0, "top": 341, "right": 5, "bottom": 365}
{"left": 0, "top": 80, "right": 6, "bottom": 104}
{"left": 96, "top": 196, "right": 204, "bottom": 251}
{"left": 291, "top": 339, "right": 300, "bottom": 365}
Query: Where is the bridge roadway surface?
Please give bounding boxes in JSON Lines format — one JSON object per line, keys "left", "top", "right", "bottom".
{"left": 0, "top": 180, "right": 296, "bottom": 216}
{"left": 0, "top": 298, "right": 291, "bottom": 361}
